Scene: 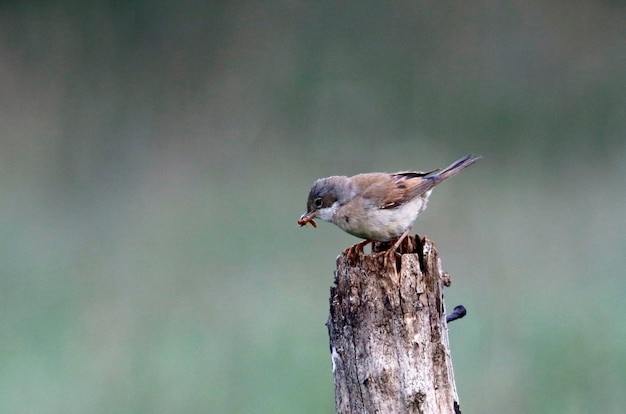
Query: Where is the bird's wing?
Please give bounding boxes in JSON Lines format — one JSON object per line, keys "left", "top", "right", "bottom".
{"left": 351, "top": 169, "right": 438, "bottom": 209}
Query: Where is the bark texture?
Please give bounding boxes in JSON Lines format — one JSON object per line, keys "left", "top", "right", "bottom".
{"left": 327, "top": 236, "right": 460, "bottom": 414}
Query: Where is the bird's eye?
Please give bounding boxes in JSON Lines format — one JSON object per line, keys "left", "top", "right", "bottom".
{"left": 314, "top": 197, "right": 323, "bottom": 208}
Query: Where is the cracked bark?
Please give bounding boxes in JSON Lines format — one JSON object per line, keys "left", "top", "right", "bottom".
{"left": 327, "top": 235, "right": 461, "bottom": 414}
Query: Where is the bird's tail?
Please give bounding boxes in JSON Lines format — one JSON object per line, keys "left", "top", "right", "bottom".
{"left": 402, "top": 154, "right": 482, "bottom": 200}
{"left": 430, "top": 154, "right": 482, "bottom": 183}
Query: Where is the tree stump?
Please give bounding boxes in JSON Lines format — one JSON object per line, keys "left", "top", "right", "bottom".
{"left": 327, "top": 235, "right": 461, "bottom": 414}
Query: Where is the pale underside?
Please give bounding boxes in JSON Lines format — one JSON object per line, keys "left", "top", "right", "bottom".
{"left": 320, "top": 190, "right": 432, "bottom": 241}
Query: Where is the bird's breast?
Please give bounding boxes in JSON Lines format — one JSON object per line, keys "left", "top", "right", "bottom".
{"left": 333, "top": 194, "right": 430, "bottom": 241}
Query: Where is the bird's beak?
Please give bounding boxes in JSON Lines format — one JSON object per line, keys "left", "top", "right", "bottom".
{"left": 298, "top": 211, "right": 318, "bottom": 228}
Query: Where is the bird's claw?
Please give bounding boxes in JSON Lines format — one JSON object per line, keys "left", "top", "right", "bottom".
{"left": 343, "top": 240, "right": 373, "bottom": 258}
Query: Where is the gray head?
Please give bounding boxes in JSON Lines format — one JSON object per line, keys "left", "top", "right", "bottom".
{"left": 300, "top": 176, "right": 352, "bottom": 223}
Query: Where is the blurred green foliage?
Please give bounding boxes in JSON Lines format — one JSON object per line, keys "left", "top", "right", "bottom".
{"left": 1, "top": 1, "right": 625, "bottom": 413}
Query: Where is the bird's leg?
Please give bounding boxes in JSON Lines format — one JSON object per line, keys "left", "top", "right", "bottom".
{"left": 390, "top": 227, "right": 412, "bottom": 253}
{"left": 375, "top": 228, "right": 413, "bottom": 268}
{"left": 343, "top": 239, "right": 373, "bottom": 257}
{"left": 371, "top": 227, "right": 413, "bottom": 262}
{"left": 354, "top": 239, "right": 373, "bottom": 255}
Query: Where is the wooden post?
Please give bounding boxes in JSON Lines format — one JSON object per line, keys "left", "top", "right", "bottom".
{"left": 327, "top": 235, "right": 461, "bottom": 414}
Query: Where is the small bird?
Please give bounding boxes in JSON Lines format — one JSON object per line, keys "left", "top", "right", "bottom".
{"left": 298, "top": 154, "right": 481, "bottom": 253}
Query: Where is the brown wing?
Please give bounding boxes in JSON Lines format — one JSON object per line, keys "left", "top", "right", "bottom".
{"left": 391, "top": 169, "right": 439, "bottom": 179}
{"left": 351, "top": 169, "right": 439, "bottom": 210}
{"left": 350, "top": 155, "right": 481, "bottom": 210}
{"left": 380, "top": 169, "right": 439, "bottom": 208}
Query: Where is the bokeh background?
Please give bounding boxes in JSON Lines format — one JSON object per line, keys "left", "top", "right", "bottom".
{"left": 1, "top": 1, "right": 625, "bottom": 413}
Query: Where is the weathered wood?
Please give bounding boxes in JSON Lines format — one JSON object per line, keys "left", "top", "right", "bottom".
{"left": 327, "top": 235, "right": 461, "bottom": 414}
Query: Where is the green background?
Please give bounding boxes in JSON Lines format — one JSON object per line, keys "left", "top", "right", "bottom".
{"left": 1, "top": 1, "right": 625, "bottom": 413}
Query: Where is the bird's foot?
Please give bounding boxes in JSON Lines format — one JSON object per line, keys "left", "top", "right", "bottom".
{"left": 372, "top": 227, "right": 412, "bottom": 256}
{"left": 343, "top": 239, "right": 373, "bottom": 258}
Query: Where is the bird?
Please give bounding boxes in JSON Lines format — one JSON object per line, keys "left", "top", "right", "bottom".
{"left": 298, "top": 154, "right": 482, "bottom": 254}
